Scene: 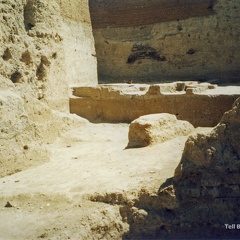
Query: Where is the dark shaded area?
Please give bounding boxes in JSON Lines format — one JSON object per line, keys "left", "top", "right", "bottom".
{"left": 2, "top": 48, "right": 12, "bottom": 61}
{"left": 24, "top": 1, "right": 35, "bottom": 31}
{"left": 89, "top": 0, "right": 217, "bottom": 28}
{"left": 127, "top": 44, "right": 166, "bottom": 64}
{"left": 186, "top": 48, "right": 196, "bottom": 55}
{"left": 25, "top": 23, "right": 35, "bottom": 31}
{"left": 36, "top": 56, "right": 50, "bottom": 81}
{"left": 21, "top": 50, "right": 32, "bottom": 65}
{"left": 10, "top": 71, "right": 22, "bottom": 83}
{"left": 158, "top": 177, "right": 173, "bottom": 191}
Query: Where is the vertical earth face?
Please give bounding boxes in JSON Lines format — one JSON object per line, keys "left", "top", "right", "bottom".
{"left": 0, "top": 0, "right": 97, "bottom": 176}
{"left": 90, "top": 0, "right": 218, "bottom": 28}
{"left": 89, "top": 0, "right": 240, "bottom": 83}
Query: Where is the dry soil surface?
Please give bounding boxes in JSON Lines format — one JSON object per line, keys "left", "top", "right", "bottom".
{"left": 0, "top": 122, "right": 210, "bottom": 239}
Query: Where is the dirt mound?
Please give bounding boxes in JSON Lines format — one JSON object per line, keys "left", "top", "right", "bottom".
{"left": 173, "top": 97, "right": 240, "bottom": 237}
{"left": 0, "top": 193, "right": 128, "bottom": 240}
{"left": 127, "top": 113, "right": 194, "bottom": 148}
{"left": 0, "top": 77, "right": 88, "bottom": 177}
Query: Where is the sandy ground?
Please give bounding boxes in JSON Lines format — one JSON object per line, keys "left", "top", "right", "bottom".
{"left": 0, "top": 123, "right": 210, "bottom": 239}
{"left": 0, "top": 83, "right": 237, "bottom": 239}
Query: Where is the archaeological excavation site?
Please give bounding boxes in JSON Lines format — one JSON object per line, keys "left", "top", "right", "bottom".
{"left": 1, "top": 0, "right": 240, "bottom": 239}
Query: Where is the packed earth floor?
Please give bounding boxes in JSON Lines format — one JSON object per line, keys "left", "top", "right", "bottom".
{"left": 0, "top": 122, "right": 210, "bottom": 239}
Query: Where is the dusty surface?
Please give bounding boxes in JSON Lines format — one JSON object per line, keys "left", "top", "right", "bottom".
{"left": 1, "top": 99, "right": 240, "bottom": 239}
{"left": 0, "top": 122, "right": 202, "bottom": 239}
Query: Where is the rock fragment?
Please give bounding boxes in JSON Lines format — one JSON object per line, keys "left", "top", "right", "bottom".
{"left": 127, "top": 113, "right": 194, "bottom": 148}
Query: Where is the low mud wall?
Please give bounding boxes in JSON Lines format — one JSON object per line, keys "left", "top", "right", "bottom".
{"left": 70, "top": 83, "right": 240, "bottom": 127}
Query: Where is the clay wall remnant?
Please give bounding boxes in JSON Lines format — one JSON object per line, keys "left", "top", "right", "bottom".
{"left": 90, "top": 0, "right": 240, "bottom": 83}
{"left": 70, "top": 82, "right": 240, "bottom": 127}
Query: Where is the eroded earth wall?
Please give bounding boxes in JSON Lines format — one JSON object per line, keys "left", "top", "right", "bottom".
{"left": 171, "top": 97, "right": 240, "bottom": 238}
{"left": 0, "top": 0, "right": 96, "bottom": 177}
{"left": 70, "top": 83, "right": 240, "bottom": 127}
{"left": 90, "top": 0, "right": 240, "bottom": 83}
{"left": 56, "top": 0, "right": 98, "bottom": 86}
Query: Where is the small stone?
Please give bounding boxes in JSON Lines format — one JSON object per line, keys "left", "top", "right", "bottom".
{"left": 127, "top": 113, "right": 194, "bottom": 148}
{"left": 23, "top": 145, "right": 29, "bottom": 150}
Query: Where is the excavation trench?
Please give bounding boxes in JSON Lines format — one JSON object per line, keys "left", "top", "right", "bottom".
{"left": 69, "top": 82, "right": 240, "bottom": 239}
{"left": 1, "top": 82, "right": 239, "bottom": 239}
